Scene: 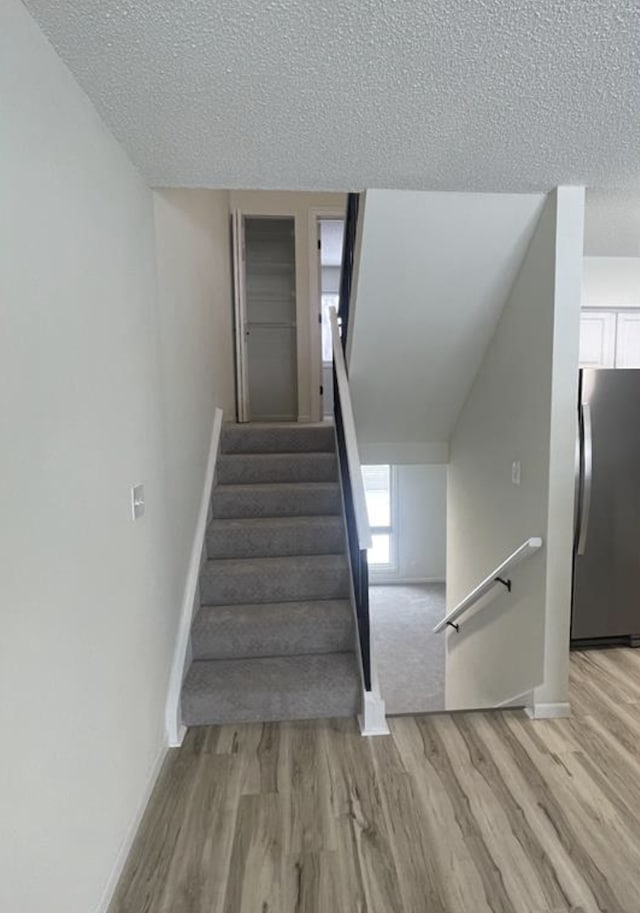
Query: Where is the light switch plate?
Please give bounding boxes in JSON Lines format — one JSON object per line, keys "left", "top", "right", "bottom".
{"left": 131, "top": 484, "right": 145, "bottom": 520}
{"left": 511, "top": 461, "right": 521, "bottom": 486}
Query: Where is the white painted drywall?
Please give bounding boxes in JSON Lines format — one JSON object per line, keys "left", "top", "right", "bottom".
{"left": 370, "top": 465, "right": 447, "bottom": 584}
{"left": 154, "top": 188, "right": 234, "bottom": 585}
{"left": 229, "top": 190, "right": 345, "bottom": 422}
{"left": 584, "top": 190, "right": 640, "bottom": 257}
{"left": 445, "top": 188, "right": 584, "bottom": 711}
{"left": 0, "top": 5, "right": 234, "bottom": 912}
{"left": 582, "top": 257, "right": 640, "bottom": 308}
{"left": 348, "top": 190, "right": 545, "bottom": 455}
{"left": 534, "top": 187, "right": 585, "bottom": 713}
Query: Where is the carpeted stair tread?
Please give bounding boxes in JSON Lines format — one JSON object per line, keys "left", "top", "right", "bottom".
{"left": 191, "top": 599, "right": 355, "bottom": 660}
{"left": 199, "top": 553, "right": 350, "bottom": 606}
{"left": 181, "top": 652, "right": 360, "bottom": 725}
{"left": 206, "top": 514, "right": 345, "bottom": 558}
{"left": 180, "top": 422, "right": 359, "bottom": 728}
{"left": 216, "top": 451, "right": 338, "bottom": 485}
{"left": 211, "top": 482, "right": 341, "bottom": 519}
{"left": 222, "top": 423, "right": 335, "bottom": 454}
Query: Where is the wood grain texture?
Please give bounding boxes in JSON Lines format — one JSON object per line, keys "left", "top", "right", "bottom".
{"left": 109, "top": 648, "right": 640, "bottom": 913}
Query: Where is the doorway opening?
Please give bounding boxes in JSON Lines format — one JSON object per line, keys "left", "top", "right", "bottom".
{"left": 317, "top": 218, "right": 344, "bottom": 419}
{"left": 362, "top": 462, "right": 448, "bottom": 715}
{"left": 232, "top": 213, "right": 298, "bottom": 422}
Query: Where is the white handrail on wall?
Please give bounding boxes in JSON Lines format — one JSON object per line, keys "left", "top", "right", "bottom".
{"left": 329, "top": 306, "right": 372, "bottom": 550}
{"left": 433, "top": 537, "right": 543, "bottom": 634}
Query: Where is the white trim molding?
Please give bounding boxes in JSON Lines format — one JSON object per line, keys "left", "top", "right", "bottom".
{"left": 358, "top": 665, "right": 390, "bottom": 736}
{"left": 525, "top": 701, "right": 571, "bottom": 720}
{"left": 359, "top": 690, "right": 390, "bottom": 736}
{"left": 495, "top": 689, "right": 533, "bottom": 709}
{"left": 165, "top": 407, "right": 224, "bottom": 746}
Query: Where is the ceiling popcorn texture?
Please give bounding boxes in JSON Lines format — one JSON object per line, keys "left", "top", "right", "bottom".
{"left": 23, "top": 1, "right": 640, "bottom": 192}
{"left": 584, "top": 190, "right": 640, "bottom": 256}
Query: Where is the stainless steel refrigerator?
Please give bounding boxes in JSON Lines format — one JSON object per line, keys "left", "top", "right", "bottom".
{"left": 572, "top": 368, "right": 640, "bottom": 646}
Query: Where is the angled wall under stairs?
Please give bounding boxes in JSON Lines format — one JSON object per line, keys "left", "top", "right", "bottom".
{"left": 181, "top": 423, "right": 361, "bottom": 726}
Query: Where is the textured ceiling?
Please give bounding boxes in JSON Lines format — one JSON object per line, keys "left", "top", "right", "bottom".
{"left": 584, "top": 190, "right": 640, "bottom": 256}
{"left": 23, "top": 0, "right": 640, "bottom": 192}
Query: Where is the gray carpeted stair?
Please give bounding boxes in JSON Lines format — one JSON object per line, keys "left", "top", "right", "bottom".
{"left": 216, "top": 452, "right": 338, "bottom": 484}
{"left": 211, "top": 482, "right": 341, "bottom": 519}
{"left": 191, "top": 600, "right": 355, "bottom": 660}
{"left": 182, "top": 653, "right": 360, "bottom": 726}
{"left": 181, "top": 422, "right": 361, "bottom": 727}
{"left": 200, "top": 554, "right": 350, "bottom": 606}
{"left": 206, "top": 515, "right": 345, "bottom": 559}
{"left": 221, "top": 423, "right": 335, "bottom": 454}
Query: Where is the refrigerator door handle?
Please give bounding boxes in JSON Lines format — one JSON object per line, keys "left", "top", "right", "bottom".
{"left": 577, "top": 402, "right": 593, "bottom": 556}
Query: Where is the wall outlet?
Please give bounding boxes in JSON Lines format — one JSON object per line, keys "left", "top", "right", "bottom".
{"left": 131, "top": 484, "right": 145, "bottom": 520}
{"left": 511, "top": 461, "right": 521, "bottom": 486}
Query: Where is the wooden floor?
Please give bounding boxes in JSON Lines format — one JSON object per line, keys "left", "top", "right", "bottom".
{"left": 109, "top": 648, "right": 640, "bottom": 913}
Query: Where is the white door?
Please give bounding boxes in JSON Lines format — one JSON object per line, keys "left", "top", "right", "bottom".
{"left": 615, "top": 311, "right": 640, "bottom": 367}
{"left": 579, "top": 311, "right": 616, "bottom": 368}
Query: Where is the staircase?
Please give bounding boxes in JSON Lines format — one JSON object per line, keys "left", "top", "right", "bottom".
{"left": 180, "top": 423, "right": 362, "bottom": 726}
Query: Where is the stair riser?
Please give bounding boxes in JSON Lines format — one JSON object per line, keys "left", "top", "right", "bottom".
{"left": 182, "top": 678, "right": 359, "bottom": 726}
{"left": 200, "top": 566, "right": 350, "bottom": 606}
{"left": 191, "top": 614, "right": 355, "bottom": 660}
{"left": 206, "top": 521, "right": 345, "bottom": 559}
{"left": 212, "top": 487, "right": 341, "bottom": 519}
{"left": 222, "top": 426, "right": 335, "bottom": 454}
{"left": 217, "top": 454, "right": 338, "bottom": 485}
{"left": 183, "top": 694, "right": 359, "bottom": 726}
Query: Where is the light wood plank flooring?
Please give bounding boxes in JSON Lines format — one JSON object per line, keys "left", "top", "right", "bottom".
{"left": 109, "top": 648, "right": 640, "bottom": 912}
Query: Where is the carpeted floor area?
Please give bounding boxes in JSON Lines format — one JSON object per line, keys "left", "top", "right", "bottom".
{"left": 369, "top": 583, "right": 446, "bottom": 714}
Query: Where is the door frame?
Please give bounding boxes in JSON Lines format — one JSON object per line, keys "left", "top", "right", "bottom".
{"left": 231, "top": 208, "right": 249, "bottom": 422}
{"left": 308, "top": 207, "right": 346, "bottom": 423}
{"left": 232, "top": 207, "right": 300, "bottom": 422}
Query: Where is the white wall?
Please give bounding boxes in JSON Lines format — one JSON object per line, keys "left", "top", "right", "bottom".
{"left": 153, "top": 188, "right": 234, "bottom": 589}
{"left": 370, "top": 465, "right": 446, "bottom": 583}
{"left": 446, "top": 188, "right": 584, "bottom": 712}
{"left": 348, "top": 190, "right": 546, "bottom": 460}
{"left": 582, "top": 257, "right": 640, "bottom": 308}
{"left": 0, "top": 5, "right": 233, "bottom": 912}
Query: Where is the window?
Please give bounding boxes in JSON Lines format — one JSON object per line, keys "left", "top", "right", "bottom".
{"left": 362, "top": 465, "right": 394, "bottom": 567}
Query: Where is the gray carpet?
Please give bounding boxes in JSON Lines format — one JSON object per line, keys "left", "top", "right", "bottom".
{"left": 181, "top": 422, "right": 360, "bottom": 727}
{"left": 370, "top": 583, "right": 446, "bottom": 715}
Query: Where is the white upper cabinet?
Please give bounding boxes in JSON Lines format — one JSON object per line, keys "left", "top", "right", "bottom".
{"left": 615, "top": 312, "right": 640, "bottom": 368}
{"left": 580, "top": 309, "right": 640, "bottom": 368}
{"left": 579, "top": 311, "right": 616, "bottom": 367}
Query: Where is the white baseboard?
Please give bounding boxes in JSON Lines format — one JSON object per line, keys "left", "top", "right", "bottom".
{"left": 165, "top": 407, "right": 223, "bottom": 746}
{"left": 495, "top": 689, "right": 532, "bottom": 709}
{"left": 173, "top": 724, "right": 187, "bottom": 747}
{"left": 358, "top": 690, "right": 390, "bottom": 736}
{"left": 525, "top": 701, "right": 571, "bottom": 720}
{"left": 95, "top": 744, "right": 167, "bottom": 913}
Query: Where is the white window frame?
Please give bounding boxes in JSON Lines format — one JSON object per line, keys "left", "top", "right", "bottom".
{"left": 362, "top": 464, "right": 398, "bottom": 572}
